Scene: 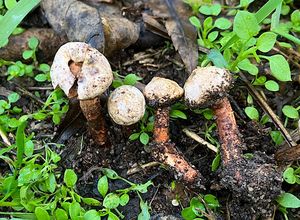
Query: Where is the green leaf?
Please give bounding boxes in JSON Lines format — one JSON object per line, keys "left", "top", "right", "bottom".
{"left": 28, "top": 36, "right": 39, "bottom": 49}
{"left": 214, "top": 18, "right": 232, "bottom": 30}
{"left": 8, "top": 92, "right": 20, "bottom": 103}
{"left": 199, "top": 4, "right": 221, "bottom": 16}
{"left": 97, "top": 175, "right": 108, "bottom": 197}
{"left": 282, "top": 105, "right": 299, "bottom": 119}
{"left": 16, "top": 121, "right": 27, "bottom": 169}
{"left": 181, "top": 207, "right": 197, "bottom": 220}
{"left": 55, "top": 208, "right": 68, "bottom": 220}
{"left": 211, "top": 154, "right": 221, "bottom": 172}
{"left": 52, "top": 113, "right": 61, "bottom": 124}
{"left": 132, "top": 180, "right": 153, "bottom": 193}
{"left": 22, "top": 50, "right": 34, "bottom": 60}
{"left": 124, "top": 73, "right": 141, "bottom": 85}
{"left": 120, "top": 193, "right": 130, "bottom": 206}
{"left": 233, "top": 11, "right": 260, "bottom": 40}
{"left": 35, "top": 73, "right": 48, "bottom": 82}
{"left": 208, "top": 31, "right": 218, "bottom": 42}
{"left": 291, "top": 10, "right": 300, "bottom": 25}
{"left": 245, "top": 106, "right": 259, "bottom": 121}
{"left": 24, "top": 140, "right": 34, "bottom": 157}
{"left": 108, "top": 212, "right": 119, "bottom": 220}
{"left": 69, "top": 202, "right": 81, "bottom": 220}
{"left": 283, "top": 167, "right": 296, "bottom": 184}
{"left": 267, "top": 55, "right": 291, "bottom": 81}
{"left": 237, "top": 59, "right": 258, "bottom": 75}
{"left": 277, "top": 193, "right": 300, "bottom": 208}
{"left": 265, "top": 80, "right": 279, "bottom": 92}
{"left": 203, "top": 17, "right": 213, "bottom": 30}
{"left": 189, "top": 16, "right": 201, "bottom": 28}
{"left": 239, "top": 0, "right": 254, "bottom": 7}
{"left": 33, "top": 112, "right": 47, "bottom": 120}
{"left": 4, "top": 0, "right": 17, "bottom": 10}
{"left": 204, "top": 194, "right": 220, "bottom": 209}
{"left": 207, "top": 49, "right": 228, "bottom": 68}
{"left": 170, "top": 109, "right": 187, "bottom": 119}
{"left": 84, "top": 210, "right": 100, "bottom": 220}
{"left": 103, "top": 193, "right": 120, "bottom": 209}
{"left": 39, "top": 63, "right": 50, "bottom": 72}
{"left": 46, "top": 172, "right": 56, "bottom": 193}
{"left": 256, "top": 32, "right": 277, "bottom": 52}
{"left": 82, "top": 198, "right": 101, "bottom": 206}
{"left": 270, "top": 130, "right": 284, "bottom": 145}
{"left": 139, "top": 132, "right": 149, "bottom": 145}
{"left": 138, "top": 200, "right": 150, "bottom": 220}
{"left": 129, "top": 132, "right": 140, "bottom": 141}
{"left": 102, "top": 168, "right": 119, "bottom": 179}
{"left": 252, "top": 76, "right": 266, "bottom": 86}
{"left": 64, "top": 169, "right": 78, "bottom": 187}
{"left": 35, "top": 207, "right": 50, "bottom": 220}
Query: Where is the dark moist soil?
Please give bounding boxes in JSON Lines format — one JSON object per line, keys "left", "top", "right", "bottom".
{"left": 1, "top": 2, "right": 299, "bottom": 218}
{"left": 0, "top": 40, "right": 295, "bottom": 219}
{"left": 36, "top": 46, "right": 281, "bottom": 219}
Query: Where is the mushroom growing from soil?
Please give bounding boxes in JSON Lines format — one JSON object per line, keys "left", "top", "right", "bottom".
{"left": 50, "top": 42, "right": 113, "bottom": 146}
{"left": 107, "top": 85, "right": 146, "bottom": 126}
{"left": 184, "top": 66, "right": 282, "bottom": 218}
{"left": 144, "top": 77, "right": 203, "bottom": 185}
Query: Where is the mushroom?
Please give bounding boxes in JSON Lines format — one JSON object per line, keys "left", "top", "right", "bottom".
{"left": 50, "top": 42, "right": 113, "bottom": 146}
{"left": 107, "top": 85, "right": 146, "bottom": 126}
{"left": 144, "top": 77, "right": 203, "bottom": 184}
{"left": 184, "top": 66, "right": 281, "bottom": 218}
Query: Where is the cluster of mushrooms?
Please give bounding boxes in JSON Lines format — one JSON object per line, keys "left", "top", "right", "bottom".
{"left": 51, "top": 42, "right": 281, "bottom": 215}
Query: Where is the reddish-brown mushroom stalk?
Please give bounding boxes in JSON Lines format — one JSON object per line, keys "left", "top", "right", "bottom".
{"left": 184, "top": 66, "right": 281, "bottom": 218}
{"left": 50, "top": 42, "right": 113, "bottom": 146}
{"left": 144, "top": 77, "right": 203, "bottom": 184}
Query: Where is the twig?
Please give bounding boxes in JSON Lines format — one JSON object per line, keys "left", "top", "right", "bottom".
{"left": 182, "top": 128, "right": 218, "bottom": 153}
{"left": 126, "top": 161, "right": 161, "bottom": 175}
{"left": 239, "top": 72, "right": 297, "bottom": 147}
{"left": 0, "top": 125, "right": 11, "bottom": 146}
{"left": 27, "top": 86, "right": 54, "bottom": 91}
{"left": 12, "top": 82, "right": 44, "bottom": 106}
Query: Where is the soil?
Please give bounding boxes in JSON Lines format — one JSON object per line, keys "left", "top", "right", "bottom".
{"left": 1, "top": 1, "right": 300, "bottom": 220}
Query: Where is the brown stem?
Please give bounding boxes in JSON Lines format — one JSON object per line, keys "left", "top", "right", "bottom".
{"left": 152, "top": 106, "right": 203, "bottom": 184}
{"left": 79, "top": 98, "right": 107, "bottom": 145}
{"left": 213, "top": 97, "right": 242, "bottom": 165}
{"left": 153, "top": 107, "right": 170, "bottom": 143}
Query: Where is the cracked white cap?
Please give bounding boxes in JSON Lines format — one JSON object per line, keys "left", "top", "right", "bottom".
{"left": 143, "top": 77, "right": 183, "bottom": 107}
{"left": 108, "top": 85, "right": 146, "bottom": 125}
{"left": 50, "top": 42, "right": 113, "bottom": 100}
{"left": 184, "top": 66, "right": 232, "bottom": 107}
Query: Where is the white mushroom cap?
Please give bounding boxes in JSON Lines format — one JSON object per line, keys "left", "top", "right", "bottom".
{"left": 184, "top": 66, "right": 233, "bottom": 107}
{"left": 50, "top": 42, "right": 113, "bottom": 100}
{"left": 108, "top": 85, "right": 146, "bottom": 125}
{"left": 143, "top": 77, "right": 183, "bottom": 107}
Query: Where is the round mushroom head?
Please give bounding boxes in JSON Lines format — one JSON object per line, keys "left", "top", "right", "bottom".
{"left": 143, "top": 77, "right": 183, "bottom": 107}
{"left": 108, "top": 85, "right": 146, "bottom": 126}
{"left": 50, "top": 42, "right": 113, "bottom": 100}
{"left": 184, "top": 66, "right": 233, "bottom": 108}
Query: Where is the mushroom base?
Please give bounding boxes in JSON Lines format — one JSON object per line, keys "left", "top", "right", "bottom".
{"left": 220, "top": 153, "right": 282, "bottom": 220}
{"left": 150, "top": 142, "right": 204, "bottom": 187}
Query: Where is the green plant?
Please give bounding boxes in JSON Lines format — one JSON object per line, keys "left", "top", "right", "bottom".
{"left": 181, "top": 194, "right": 220, "bottom": 220}
{"left": 277, "top": 192, "right": 300, "bottom": 220}
{"left": 283, "top": 166, "right": 300, "bottom": 184}
{"left": 112, "top": 72, "right": 142, "bottom": 89}
{"left": 0, "top": 122, "right": 152, "bottom": 219}
{"left": 129, "top": 108, "right": 154, "bottom": 145}
{"left": 0, "top": 0, "right": 40, "bottom": 47}
{"left": 3, "top": 37, "right": 51, "bottom": 82}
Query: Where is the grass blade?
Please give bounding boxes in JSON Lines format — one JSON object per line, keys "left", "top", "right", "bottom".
{"left": 16, "top": 121, "right": 27, "bottom": 169}
{"left": 0, "top": 0, "right": 41, "bottom": 47}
